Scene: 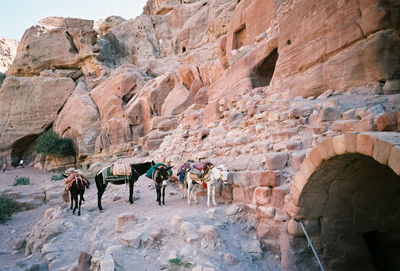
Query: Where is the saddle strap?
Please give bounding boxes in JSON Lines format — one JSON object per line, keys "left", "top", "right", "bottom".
{"left": 189, "top": 173, "right": 204, "bottom": 184}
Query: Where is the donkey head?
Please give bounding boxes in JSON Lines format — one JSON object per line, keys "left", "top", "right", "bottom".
{"left": 154, "top": 166, "right": 173, "bottom": 185}
{"left": 216, "top": 165, "right": 229, "bottom": 183}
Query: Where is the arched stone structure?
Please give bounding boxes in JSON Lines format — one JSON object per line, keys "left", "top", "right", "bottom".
{"left": 10, "top": 134, "right": 38, "bottom": 167}
{"left": 285, "top": 132, "right": 400, "bottom": 270}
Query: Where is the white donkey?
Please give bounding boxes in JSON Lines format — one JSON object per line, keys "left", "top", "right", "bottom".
{"left": 205, "top": 165, "right": 229, "bottom": 207}
{"left": 185, "top": 164, "right": 229, "bottom": 207}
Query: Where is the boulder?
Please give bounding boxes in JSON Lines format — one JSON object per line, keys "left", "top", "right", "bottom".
{"left": 376, "top": 112, "right": 398, "bottom": 131}
{"left": 97, "top": 16, "right": 126, "bottom": 36}
{"left": 90, "top": 65, "right": 146, "bottom": 148}
{"left": 265, "top": 152, "right": 288, "bottom": 170}
{"left": 120, "top": 231, "right": 142, "bottom": 249}
{"left": 115, "top": 213, "right": 138, "bottom": 233}
{"left": 8, "top": 17, "right": 100, "bottom": 77}
{"left": 143, "top": 0, "right": 181, "bottom": 16}
{"left": 177, "top": 64, "right": 202, "bottom": 90}
{"left": 161, "top": 82, "right": 193, "bottom": 116}
{"left": 125, "top": 97, "right": 152, "bottom": 137}
{"left": 141, "top": 72, "right": 177, "bottom": 116}
{"left": 54, "top": 81, "right": 101, "bottom": 158}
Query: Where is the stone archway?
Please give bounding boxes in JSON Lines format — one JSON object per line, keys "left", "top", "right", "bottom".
{"left": 286, "top": 132, "right": 400, "bottom": 270}
{"left": 10, "top": 134, "right": 38, "bottom": 167}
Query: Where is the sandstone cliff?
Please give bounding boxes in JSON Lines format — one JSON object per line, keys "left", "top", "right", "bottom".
{"left": 0, "top": 37, "right": 18, "bottom": 74}
{"left": 0, "top": 0, "right": 400, "bottom": 269}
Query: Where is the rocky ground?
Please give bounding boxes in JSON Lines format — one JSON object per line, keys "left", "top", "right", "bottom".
{"left": 0, "top": 167, "right": 281, "bottom": 271}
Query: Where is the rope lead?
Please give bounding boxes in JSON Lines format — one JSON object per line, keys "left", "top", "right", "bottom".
{"left": 297, "top": 220, "right": 326, "bottom": 271}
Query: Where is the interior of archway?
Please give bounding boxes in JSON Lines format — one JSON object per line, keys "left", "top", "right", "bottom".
{"left": 298, "top": 154, "right": 400, "bottom": 271}
{"left": 10, "top": 135, "right": 38, "bottom": 167}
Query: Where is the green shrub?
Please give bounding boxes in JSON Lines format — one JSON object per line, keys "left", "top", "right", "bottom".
{"left": 35, "top": 131, "right": 75, "bottom": 156}
{"left": 168, "top": 258, "right": 192, "bottom": 269}
{"left": 51, "top": 174, "right": 65, "bottom": 181}
{"left": 13, "top": 176, "right": 30, "bottom": 186}
{"left": 0, "top": 194, "right": 20, "bottom": 223}
{"left": 169, "top": 258, "right": 183, "bottom": 266}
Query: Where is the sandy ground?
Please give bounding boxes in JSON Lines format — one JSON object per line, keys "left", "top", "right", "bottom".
{"left": 0, "top": 167, "right": 56, "bottom": 270}
{"left": 0, "top": 166, "right": 281, "bottom": 271}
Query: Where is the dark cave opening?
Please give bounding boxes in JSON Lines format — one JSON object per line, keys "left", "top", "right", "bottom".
{"left": 11, "top": 135, "right": 38, "bottom": 167}
{"left": 251, "top": 48, "right": 278, "bottom": 88}
{"left": 233, "top": 24, "right": 246, "bottom": 50}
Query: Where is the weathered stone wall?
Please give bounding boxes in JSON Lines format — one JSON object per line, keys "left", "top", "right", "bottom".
{"left": 0, "top": 1, "right": 400, "bottom": 268}
{"left": 152, "top": 86, "right": 400, "bottom": 269}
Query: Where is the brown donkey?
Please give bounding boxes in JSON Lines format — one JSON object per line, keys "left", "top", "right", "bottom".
{"left": 65, "top": 173, "right": 90, "bottom": 216}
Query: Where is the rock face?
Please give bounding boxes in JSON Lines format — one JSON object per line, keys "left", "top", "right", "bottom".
{"left": 96, "top": 15, "right": 126, "bottom": 36}
{"left": 53, "top": 81, "right": 101, "bottom": 159}
{"left": 0, "top": 37, "right": 18, "bottom": 73}
{"left": 0, "top": 76, "right": 75, "bottom": 165}
{"left": 8, "top": 17, "right": 108, "bottom": 89}
{"left": 1, "top": 2, "right": 400, "bottom": 269}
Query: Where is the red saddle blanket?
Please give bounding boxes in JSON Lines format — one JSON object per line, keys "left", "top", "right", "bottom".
{"left": 193, "top": 163, "right": 205, "bottom": 171}
{"left": 65, "top": 173, "right": 89, "bottom": 190}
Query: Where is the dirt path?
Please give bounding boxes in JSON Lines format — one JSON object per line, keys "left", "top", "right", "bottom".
{"left": 0, "top": 167, "right": 281, "bottom": 271}
{"left": 0, "top": 167, "right": 56, "bottom": 270}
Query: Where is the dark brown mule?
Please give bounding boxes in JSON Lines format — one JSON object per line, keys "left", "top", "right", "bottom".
{"left": 65, "top": 173, "right": 90, "bottom": 216}
{"left": 95, "top": 161, "right": 155, "bottom": 211}
{"left": 152, "top": 165, "right": 173, "bottom": 206}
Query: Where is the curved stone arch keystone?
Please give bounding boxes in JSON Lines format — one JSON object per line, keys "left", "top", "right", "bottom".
{"left": 287, "top": 132, "right": 400, "bottom": 219}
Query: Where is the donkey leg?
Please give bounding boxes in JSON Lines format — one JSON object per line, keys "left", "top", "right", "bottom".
{"left": 97, "top": 188, "right": 104, "bottom": 211}
{"left": 162, "top": 185, "right": 166, "bottom": 205}
{"left": 96, "top": 178, "right": 106, "bottom": 211}
{"left": 70, "top": 191, "right": 73, "bottom": 210}
{"left": 129, "top": 181, "right": 134, "bottom": 204}
{"left": 207, "top": 185, "right": 211, "bottom": 207}
{"left": 73, "top": 193, "right": 78, "bottom": 215}
{"left": 156, "top": 186, "right": 161, "bottom": 206}
{"left": 187, "top": 182, "right": 191, "bottom": 206}
{"left": 193, "top": 184, "right": 198, "bottom": 204}
{"left": 181, "top": 183, "right": 185, "bottom": 199}
{"left": 212, "top": 186, "right": 217, "bottom": 206}
{"left": 78, "top": 193, "right": 82, "bottom": 216}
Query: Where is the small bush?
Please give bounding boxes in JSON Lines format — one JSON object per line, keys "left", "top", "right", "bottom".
{"left": 169, "top": 258, "right": 183, "bottom": 266}
{"left": 35, "top": 131, "right": 75, "bottom": 156}
{"left": 13, "top": 176, "right": 30, "bottom": 186}
{"left": 169, "top": 258, "right": 192, "bottom": 269}
{"left": 51, "top": 174, "right": 65, "bottom": 181}
{"left": 0, "top": 194, "right": 20, "bottom": 223}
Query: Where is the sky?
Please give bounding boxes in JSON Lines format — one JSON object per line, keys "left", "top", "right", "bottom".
{"left": 0, "top": 0, "right": 148, "bottom": 40}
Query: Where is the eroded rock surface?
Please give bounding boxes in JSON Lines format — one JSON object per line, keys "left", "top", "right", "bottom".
{"left": 0, "top": 37, "right": 18, "bottom": 73}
